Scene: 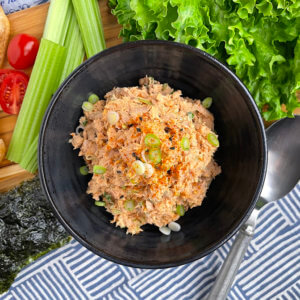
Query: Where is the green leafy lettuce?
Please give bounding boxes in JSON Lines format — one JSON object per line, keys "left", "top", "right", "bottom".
{"left": 109, "top": 0, "right": 300, "bottom": 121}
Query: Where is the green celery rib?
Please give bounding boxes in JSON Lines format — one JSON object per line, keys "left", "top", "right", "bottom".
{"left": 43, "top": 0, "right": 72, "bottom": 45}
{"left": 19, "top": 135, "right": 39, "bottom": 173}
{"left": 7, "top": 39, "right": 66, "bottom": 165}
{"left": 59, "top": 5, "right": 85, "bottom": 83}
{"left": 20, "top": 7, "right": 85, "bottom": 172}
{"left": 72, "top": 0, "right": 106, "bottom": 58}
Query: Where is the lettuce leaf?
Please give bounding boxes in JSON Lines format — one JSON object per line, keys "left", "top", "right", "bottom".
{"left": 109, "top": 0, "right": 300, "bottom": 121}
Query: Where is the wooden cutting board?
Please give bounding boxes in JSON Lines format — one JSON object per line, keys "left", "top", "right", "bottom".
{"left": 0, "top": 1, "right": 122, "bottom": 192}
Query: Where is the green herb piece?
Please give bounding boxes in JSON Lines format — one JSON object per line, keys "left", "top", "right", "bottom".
{"left": 95, "top": 201, "right": 105, "bottom": 207}
{"left": 162, "top": 83, "right": 169, "bottom": 90}
{"left": 137, "top": 97, "right": 152, "bottom": 105}
{"left": 202, "top": 97, "right": 212, "bottom": 109}
{"left": 79, "top": 165, "right": 89, "bottom": 175}
{"left": 80, "top": 118, "right": 87, "bottom": 126}
{"left": 88, "top": 93, "right": 99, "bottom": 104}
{"left": 144, "top": 133, "right": 161, "bottom": 148}
{"left": 176, "top": 204, "right": 185, "bottom": 216}
{"left": 93, "top": 165, "right": 107, "bottom": 174}
{"left": 82, "top": 101, "right": 94, "bottom": 112}
{"left": 207, "top": 133, "right": 219, "bottom": 147}
{"left": 124, "top": 199, "right": 135, "bottom": 211}
{"left": 149, "top": 148, "right": 162, "bottom": 164}
{"left": 180, "top": 137, "right": 190, "bottom": 151}
{"left": 72, "top": 0, "right": 106, "bottom": 58}
{"left": 187, "top": 112, "right": 195, "bottom": 120}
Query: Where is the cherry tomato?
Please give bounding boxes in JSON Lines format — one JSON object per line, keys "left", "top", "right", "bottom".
{"left": 7, "top": 34, "right": 39, "bottom": 69}
{"left": 0, "top": 69, "right": 28, "bottom": 87}
{"left": 0, "top": 71, "right": 29, "bottom": 114}
{"left": 0, "top": 69, "right": 14, "bottom": 86}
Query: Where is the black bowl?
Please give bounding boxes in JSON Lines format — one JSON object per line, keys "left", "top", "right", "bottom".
{"left": 38, "top": 41, "right": 267, "bottom": 268}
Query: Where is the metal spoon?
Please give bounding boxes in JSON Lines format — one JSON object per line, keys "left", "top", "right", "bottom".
{"left": 208, "top": 115, "right": 300, "bottom": 300}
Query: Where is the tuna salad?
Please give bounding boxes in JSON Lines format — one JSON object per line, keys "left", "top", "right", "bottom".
{"left": 71, "top": 77, "right": 221, "bottom": 234}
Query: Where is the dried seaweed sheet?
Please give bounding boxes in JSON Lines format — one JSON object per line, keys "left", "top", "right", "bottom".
{"left": 0, "top": 176, "right": 70, "bottom": 294}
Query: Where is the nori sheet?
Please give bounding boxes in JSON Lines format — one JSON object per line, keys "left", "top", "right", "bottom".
{"left": 0, "top": 176, "right": 70, "bottom": 294}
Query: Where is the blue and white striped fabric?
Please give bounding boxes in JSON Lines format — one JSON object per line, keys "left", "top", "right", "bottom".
{"left": 1, "top": 184, "right": 299, "bottom": 300}
{"left": 1, "top": 0, "right": 48, "bottom": 15}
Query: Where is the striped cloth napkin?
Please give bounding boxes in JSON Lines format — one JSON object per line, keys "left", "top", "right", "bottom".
{"left": 1, "top": 0, "right": 48, "bottom": 15}
{"left": 1, "top": 184, "right": 299, "bottom": 300}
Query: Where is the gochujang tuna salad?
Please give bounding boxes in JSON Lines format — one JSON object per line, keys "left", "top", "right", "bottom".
{"left": 71, "top": 77, "right": 221, "bottom": 234}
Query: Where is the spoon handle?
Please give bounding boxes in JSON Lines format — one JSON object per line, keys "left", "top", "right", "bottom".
{"left": 207, "top": 209, "right": 259, "bottom": 300}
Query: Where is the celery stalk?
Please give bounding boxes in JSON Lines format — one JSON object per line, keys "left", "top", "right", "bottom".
{"left": 7, "top": 39, "right": 66, "bottom": 163}
{"left": 59, "top": 6, "right": 85, "bottom": 83}
{"left": 72, "top": 0, "right": 106, "bottom": 58}
{"left": 43, "top": 0, "right": 72, "bottom": 45}
{"left": 19, "top": 135, "right": 39, "bottom": 173}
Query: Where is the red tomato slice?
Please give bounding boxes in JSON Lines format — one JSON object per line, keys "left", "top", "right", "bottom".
{"left": 7, "top": 34, "right": 39, "bottom": 69}
{"left": 0, "top": 72, "right": 29, "bottom": 115}
{"left": 0, "top": 69, "right": 14, "bottom": 86}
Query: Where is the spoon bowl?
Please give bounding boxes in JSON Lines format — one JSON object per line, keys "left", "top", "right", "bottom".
{"left": 261, "top": 115, "right": 300, "bottom": 203}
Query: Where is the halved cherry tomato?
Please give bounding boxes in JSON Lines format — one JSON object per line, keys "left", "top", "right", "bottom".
{"left": 0, "top": 71, "right": 29, "bottom": 114}
{"left": 7, "top": 34, "right": 39, "bottom": 69}
{"left": 0, "top": 69, "right": 14, "bottom": 86}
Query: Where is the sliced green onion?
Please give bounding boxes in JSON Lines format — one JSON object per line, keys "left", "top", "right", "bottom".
{"left": 176, "top": 205, "right": 185, "bottom": 216}
{"left": 82, "top": 101, "right": 94, "bottom": 112}
{"left": 93, "top": 165, "right": 107, "bottom": 174}
{"left": 144, "top": 134, "right": 161, "bottom": 148}
{"left": 187, "top": 112, "right": 194, "bottom": 121}
{"left": 149, "top": 148, "right": 162, "bottom": 164}
{"left": 202, "top": 97, "right": 212, "bottom": 108}
{"left": 59, "top": 5, "right": 85, "bottom": 83}
{"left": 137, "top": 97, "right": 152, "bottom": 105}
{"left": 162, "top": 83, "right": 169, "bottom": 90}
{"left": 148, "top": 77, "right": 154, "bottom": 85}
{"left": 72, "top": 0, "right": 106, "bottom": 58}
{"left": 88, "top": 93, "right": 99, "bottom": 104}
{"left": 7, "top": 39, "right": 66, "bottom": 165}
{"left": 79, "top": 165, "right": 89, "bottom": 175}
{"left": 132, "top": 160, "right": 146, "bottom": 175}
{"left": 144, "top": 163, "right": 154, "bottom": 178}
{"left": 207, "top": 133, "right": 219, "bottom": 147}
{"left": 107, "top": 111, "right": 119, "bottom": 125}
{"left": 122, "top": 124, "right": 128, "bottom": 129}
{"left": 95, "top": 201, "right": 105, "bottom": 207}
{"left": 124, "top": 199, "right": 135, "bottom": 211}
{"left": 180, "top": 137, "right": 190, "bottom": 151}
